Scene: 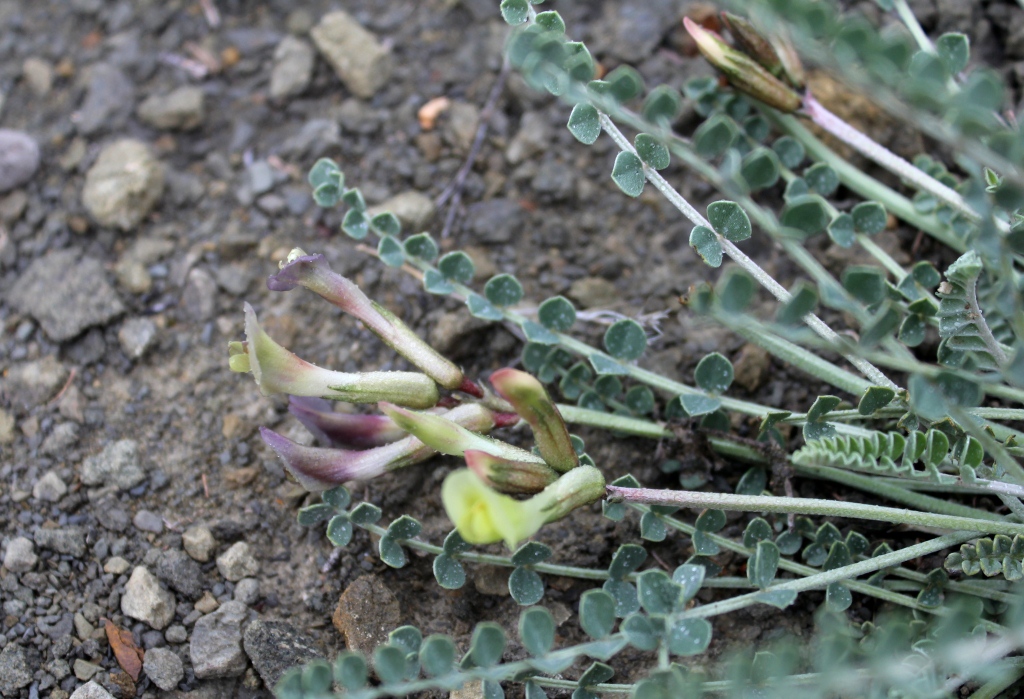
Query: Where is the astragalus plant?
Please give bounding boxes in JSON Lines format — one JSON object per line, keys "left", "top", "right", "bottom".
{"left": 228, "top": 0, "right": 1024, "bottom": 697}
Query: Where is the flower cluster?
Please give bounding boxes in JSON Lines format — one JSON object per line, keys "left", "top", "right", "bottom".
{"left": 230, "top": 249, "right": 604, "bottom": 548}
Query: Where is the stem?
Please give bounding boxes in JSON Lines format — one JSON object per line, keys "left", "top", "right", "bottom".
{"left": 891, "top": 0, "right": 934, "bottom": 53}
{"left": 968, "top": 664, "right": 1024, "bottom": 699}
{"left": 607, "top": 486, "right": 1024, "bottom": 537}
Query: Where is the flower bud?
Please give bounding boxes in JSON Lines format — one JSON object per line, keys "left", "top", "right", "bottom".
{"left": 230, "top": 303, "right": 439, "bottom": 408}
{"left": 379, "top": 402, "right": 546, "bottom": 465}
{"left": 720, "top": 12, "right": 782, "bottom": 77}
{"left": 288, "top": 396, "right": 407, "bottom": 449}
{"left": 683, "top": 17, "right": 801, "bottom": 113}
{"left": 262, "top": 403, "right": 496, "bottom": 491}
{"left": 464, "top": 449, "right": 559, "bottom": 494}
{"left": 489, "top": 368, "right": 578, "bottom": 472}
{"left": 268, "top": 250, "right": 465, "bottom": 390}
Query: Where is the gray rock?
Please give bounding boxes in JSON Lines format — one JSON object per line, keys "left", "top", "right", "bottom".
{"left": 8, "top": 250, "right": 125, "bottom": 342}
{"left": 166, "top": 624, "right": 188, "bottom": 644}
{"left": 464, "top": 198, "right": 524, "bottom": 244}
{"left": 74, "top": 659, "right": 101, "bottom": 681}
{"left": 569, "top": 276, "right": 620, "bottom": 309}
{"left": 507, "top": 111, "right": 550, "bottom": 165}
{"left": 368, "top": 191, "right": 435, "bottom": 233}
{"left": 133, "top": 509, "right": 164, "bottom": 534}
{"left": 122, "top": 566, "right": 176, "bottom": 630}
{"left": 270, "top": 36, "right": 315, "bottom": 101}
{"left": 33, "top": 471, "right": 68, "bottom": 502}
{"left": 137, "top": 86, "right": 205, "bottom": 130}
{"left": 181, "top": 267, "right": 218, "bottom": 322}
{"left": 2, "top": 355, "right": 68, "bottom": 407}
{"left": 190, "top": 600, "right": 250, "bottom": 679}
{"left": 0, "top": 129, "right": 41, "bottom": 192}
{"left": 531, "top": 159, "right": 575, "bottom": 202}
{"left": 233, "top": 578, "right": 259, "bottom": 606}
{"left": 0, "top": 409, "right": 13, "bottom": 446}
{"left": 117, "top": 317, "right": 157, "bottom": 359}
{"left": 156, "top": 549, "right": 205, "bottom": 600}
{"left": 143, "top": 646, "right": 184, "bottom": 691}
{"left": 82, "top": 139, "right": 164, "bottom": 231}
{"left": 600, "top": 0, "right": 680, "bottom": 64}
{"left": 3, "top": 536, "right": 37, "bottom": 572}
{"left": 69, "top": 680, "right": 115, "bottom": 699}
{"left": 444, "top": 101, "right": 480, "bottom": 152}
{"left": 39, "top": 612, "right": 74, "bottom": 640}
{"left": 22, "top": 57, "right": 53, "bottom": 97}
{"left": 311, "top": 11, "right": 393, "bottom": 99}
{"left": 34, "top": 526, "right": 87, "bottom": 557}
{"left": 216, "top": 542, "right": 258, "bottom": 582}
{"left": 0, "top": 643, "right": 34, "bottom": 695}
{"left": 182, "top": 525, "right": 216, "bottom": 563}
{"left": 76, "top": 63, "right": 135, "bottom": 136}
{"left": 95, "top": 502, "right": 130, "bottom": 532}
{"left": 243, "top": 620, "right": 323, "bottom": 690}
{"left": 41, "top": 422, "right": 80, "bottom": 455}
{"left": 81, "top": 439, "right": 145, "bottom": 490}
{"left": 279, "top": 118, "right": 340, "bottom": 159}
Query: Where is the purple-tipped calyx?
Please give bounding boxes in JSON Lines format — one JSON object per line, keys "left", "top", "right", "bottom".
{"left": 464, "top": 449, "right": 559, "bottom": 495}
{"left": 288, "top": 396, "right": 407, "bottom": 449}
{"left": 229, "top": 303, "right": 439, "bottom": 408}
{"left": 268, "top": 249, "right": 465, "bottom": 390}
{"left": 489, "top": 368, "right": 578, "bottom": 473}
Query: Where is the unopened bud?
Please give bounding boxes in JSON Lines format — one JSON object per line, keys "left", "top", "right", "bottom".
{"left": 489, "top": 368, "right": 578, "bottom": 473}
{"left": 720, "top": 12, "right": 782, "bottom": 76}
{"left": 464, "top": 449, "right": 559, "bottom": 494}
{"left": 288, "top": 396, "right": 407, "bottom": 449}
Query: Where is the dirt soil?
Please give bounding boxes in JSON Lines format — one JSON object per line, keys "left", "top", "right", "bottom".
{"left": 1, "top": 0, "right": 1021, "bottom": 698}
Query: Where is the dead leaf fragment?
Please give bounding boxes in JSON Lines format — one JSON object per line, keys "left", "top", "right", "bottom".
{"left": 418, "top": 96, "right": 451, "bottom": 131}
{"left": 103, "top": 618, "right": 145, "bottom": 682}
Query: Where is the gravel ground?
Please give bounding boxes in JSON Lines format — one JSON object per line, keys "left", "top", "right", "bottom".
{"left": 2, "top": 0, "right": 1022, "bottom": 698}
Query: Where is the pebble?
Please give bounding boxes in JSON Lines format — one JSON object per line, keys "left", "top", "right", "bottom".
{"left": 3, "top": 536, "right": 37, "bottom": 573}
{"left": 569, "top": 276, "right": 620, "bottom": 309}
{"left": 233, "top": 578, "right": 259, "bottom": 606}
{"left": 733, "top": 343, "right": 771, "bottom": 392}
{"left": 73, "top": 612, "right": 94, "bottom": 640}
{"left": 182, "top": 267, "right": 218, "bottom": 322}
{"left": 40, "top": 422, "right": 80, "bottom": 455}
{"left": 22, "top": 57, "right": 54, "bottom": 96}
{"left": 190, "top": 600, "right": 249, "bottom": 679}
{"left": 75, "top": 63, "right": 135, "bottom": 136}
{"left": 311, "top": 11, "right": 393, "bottom": 99}
{"left": 243, "top": 620, "right": 323, "bottom": 690}
{"left": 194, "top": 591, "right": 220, "bottom": 614}
{"left": 166, "top": 624, "right": 188, "bottom": 644}
{"left": 81, "top": 439, "right": 146, "bottom": 490}
{"left": 155, "top": 549, "right": 205, "bottom": 600}
{"left": 121, "top": 566, "right": 177, "bottom": 630}
{"left": 69, "top": 680, "right": 114, "bottom": 699}
{"left": 133, "top": 510, "right": 164, "bottom": 534}
{"left": 0, "top": 129, "right": 41, "bottom": 192}
{"left": 182, "top": 525, "right": 216, "bottom": 563}
{"left": 216, "top": 542, "right": 258, "bottom": 582}
{"left": 0, "top": 410, "right": 14, "bottom": 445}
{"left": 0, "top": 643, "right": 33, "bottom": 695}
{"left": 143, "top": 646, "right": 184, "bottom": 691}
{"left": 137, "top": 86, "right": 205, "bottom": 130}
{"left": 332, "top": 574, "right": 401, "bottom": 655}
{"left": 444, "top": 101, "right": 480, "bottom": 152}
{"left": 104, "top": 556, "right": 130, "bottom": 575}
{"left": 2, "top": 355, "right": 68, "bottom": 407}
{"left": 34, "top": 526, "right": 87, "bottom": 557}
{"left": 82, "top": 139, "right": 165, "bottom": 231}
{"left": 8, "top": 249, "right": 126, "bottom": 342}
{"left": 270, "top": 36, "right": 315, "bottom": 101}
{"left": 464, "top": 198, "right": 523, "bottom": 244}
{"left": 73, "top": 658, "right": 101, "bottom": 681}
{"left": 368, "top": 191, "right": 435, "bottom": 233}
{"left": 507, "top": 111, "right": 550, "bottom": 165}
{"left": 117, "top": 317, "right": 157, "bottom": 359}
{"left": 33, "top": 471, "right": 68, "bottom": 502}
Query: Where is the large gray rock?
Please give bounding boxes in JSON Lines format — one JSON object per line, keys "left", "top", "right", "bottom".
{"left": 8, "top": 249, "right": 125, "bottom": 342}
{"left": 2, "top": 537, "right": 37, "bottom": 573}
{"left": 82, "top": 139, "right": 164, "bottom": 231}
{"left": 0, "top": 644, "right": 33, "bottom": 694}
{"left": 143, "top": 646, "right": 184, "bottom": 691}
{"left": 69, "top": 680, "right": 115, "bottom": 699}
{"left": 190, "top": 600, "right": 249, "bottom": 679}
{"left": 270, "top": 36, "right": 315, "bottom": 101}
{"left": 311, "top": 11, "right": 393, "bottom": 98}
{"left": 243, "top": 619, "right": 323, "bottom": 689}
{"left": 0, "top": 129, "right": 41, "bottom": 192}
{"left": 121, "top": 566, "right": 176, "bottom": 630}
{"left": 137, "top": 86, "right": 205, "bottom": 130}
{"left": 81, "top": 439, "right": 145, "bottom": 490}
{"left": 76, "top": 63, "right": 135, "bottom": 135}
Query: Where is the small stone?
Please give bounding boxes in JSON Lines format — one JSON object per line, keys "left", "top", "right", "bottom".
{"left": 243, "top": 620, "right": 323, "bottom": 690}
{"left": 194, "top": 591, "right": 220, "bottom": 614}
{"left": 444, "top": 101, "right": 480, "bottom": 152}
{"left": 3, "top": 536, "right": 37, "bottom": 573}
{"left": 0, "top": 643, "right": 33, "bottom": 695}
{"left": 104, "top": 556, "right": 130, "bottom": 574}
{"left": 40, "top": 422, "right": 80, "bottom": 455}
{"left": 368, "top": 191, "right": 435, "bottom": 233}
{"left": 155, "top": 549, "right": 205, "bottom": 600}
{"left": 133, "top": 510, "right": 164, "bottom": 534}
{"left": 0, "top": 190, "right": 26, "bottom": 223}
{"left": 0, "top": 129, "right": 41, "bottom": 192}
{"left": 75, "top": 62, "right": 135, "bottom": 136}
{"left": 3, "top": 356, "right": 68, "bottom": 409}
{"left": 34, "top": 526, "right": 87, "bottom": 557}
{"left": 216, "top": 542, "right": 258, "bottom": 582}
{"left": 117, "top": 318, "right": 157, "bottom": 359}
{"left": 182, "top": 525, "right": 216, "bottom": 563}
{"left": 22, "top": 57, "right": 54, "bottom": 97}
{"left": 507, "top": 111, "right": 550, "bottom": 165}
{"left": 181, "top": 267, "right": 218, "bottom": 322}
{"left": 73, "top": 659, "right": 101, "bottom": 681}
{"left": 233, "top": 578, "right": 259, "bottom": 606}
{"left": 189, "top": 600, "right": 249, "bottom": 679}
{"left": 463, "top": 198, "right": 523, "bottom": 244}
{"left": 8, "top": 250, "right": 125, "bottom": 342}
{"left": 733, "top": 343, "right": 771, "bottom": 393}
{"left": 121, "top": 566, "right": 177, "bottom": 630}
{"left": 450, "top": 681, "right": 486, "bottom": 699}
{"left": 166, "top": 624, "right": 188, "bottom": 644}
{"left": 73, "top": 612, "right": 94, "bottom": 640}
{"left": 33, "top": 471, "right": 68, "bottom": 502}
{"left": 473, "top": 565, "right": 510, "bottom": 596}
{"left": 270, "top": 36, "right": 315, "bottom": 101}
{"left": 137, "top": 86, "right": 205, "bottom": 130}
{"left": 332, "top": 574, "right": 400, "bottom": 655}
{"left": 81, "top": 439, "right": 145, "bottom": 490}
{"left": 311, "top": 11, "right": 393, "bottom": 99}
{"left": 69, "top": 680, "right": 114, "bottom": 699}
{"left": 569, "top": 276, "right": 620, "bottom": 309}
{"left": 82, "top": 139, "right": 165, "bottom": 231}
{"left": 114, "top": 258, "right": 152, "bottom": 294}
{"left": 143, "top": 646, "right": 184, "bottom": 691}
{"left": 0, "top": 409, "right": 14, "bottom": 445}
